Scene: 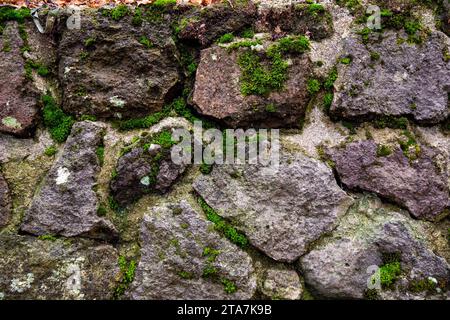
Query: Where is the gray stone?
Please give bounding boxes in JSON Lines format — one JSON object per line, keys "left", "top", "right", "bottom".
{"left": 331, "top": 31, "right": 450, "bottom": 124}
{"left": 299, "top": 195, "right": 450, "bottom": 299}
{"left": 0, "top": 235, "right": 119, "bottom": 300}
{"left": 327, "top": 140, "right": 449, "bottom": 221}
{"left": 193, "top": 153, "right": 353, "bottom": 262}
{"left": 128, "top": 200, "right": 256, "bottom": 300}
{"left": 21, "top": 121, "right": 117, "bottom": 240}
{"left": 58, "top": 11, "right": 180, "bottom": 119}
{"left": 0, "top": 172, "right": 11, "bottom": 228}
{"left": 192, "top": 45, "right": 313, "bottom": 128}
{"left": 258, "top": 268, "right": 302, "bottom": 300}
{"left": 0, "top": 21, "right": 39, "bottom": 137}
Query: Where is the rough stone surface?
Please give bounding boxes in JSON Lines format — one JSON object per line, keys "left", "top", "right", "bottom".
{"left": 58, "top": 12, "right": 180, "bottom": 119}
{"left": 0, "top": 235, "right": 119, "bottom": 300}
{"left": 327, "top": 140, "right": 450, "bottom": 221}
{"left": 178, "top": 1, "right": 257, "bottom": 47}
{"left": 258, "top": 267, "right": 302, "bottom": 300}
{"left": 110, "top": 131, "right": 187, "bottom": 208}
{"left": 193, "top": 153, "right": 353, "bottom": 262}
{"left": 0, "top": 172, "right": 11, "bottom": 228}
{"left": 21, "top": 121, "right": 117, "bottom": 240}
{"left": 255, "top": 3, "right": 334, "bottom": 40}
{"left": 128, "top": 200, "right": 256, "bottom": 300}
{"left": 193, "top": 44, "right": 313, "bottom": 128}
{"left": 331, "top": 31, "right": 450, "bottom": 124}
{"left": 0, "top": 21, "right": 39, "bottom": 137}
{"left": 300, "top": 195, "right": 450, "bottom": 300}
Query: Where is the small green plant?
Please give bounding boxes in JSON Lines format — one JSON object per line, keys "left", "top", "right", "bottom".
{"left": 217, "top": 33, "right": 234, "bottom": 44}
{"left": 198, "top": 197, "right": 248, "bottom": 248}
{"left": 2, "top": 40, "right": 11, "bottom": 52}
{"left": 221, "top": 278, "right": 237, "bottom": 294}
{"left": 42, "top": 94, "right": 75, "bottom": 143}
{"left": 108, "top": 195, "right": 120, "bottom": 212}
{"left": 307, "top": 78, "right": 321, "bottom": 95}
{"left": 200, "top": 163, "right": 213, "bottom": 175}
{"left": 97, "top": 205, "right": 107, "bottom": 216}
{"left": 96, "top": 146, "right": 105, "bottom": 166}
{"left": 324, "top": 67, "right": 338, "bottom": 90}
{"left": 0, "top": 7, "right": 31, "bottom": 23}
{"left": 308, "top": 3, "right": 326, "bottom": 15}
{"left": 38, "top": 234, "right": 57, "bottom": 241}
{"left": 152, "top": 0, "right": 177, "bottom": 7}
{"left": 84, "top": 37, "right": 96, "bottom": 48}
{"left": 202, "top": 265, "right": 218, "bottom": 278}
{"left": 132, "top": 7, "right": 143, "bottom": 26}
{"left": 227, "top": 40, "right": 262, "bottom": 52}
{"left": 398, "top": 130, "right": 421, "bottom": 161}
{"left": 178, "top": 271, "right": 194, "bottom": 280}
{"left": 357, "top": 27, "right": 371, "bottom": 44}
{"left": 265, "top": 103, "right": 277, "bottom": 113}
{"left": 408, "top": 278, "right": 438, "bottom": 293}
{"left": 370, "top": 51, "right": 380, "bottom": 61}
{"left": 110, "top": 4, "right": 129, "bottom": 21}
{"left": 340, "top": 57, "right": 352, "bottom": 64}
{"left": 44, "top": 145, "right": 58, "bottom": 157}
{"left": 323, "top": 92, "right": 334, "bottom": 112}
{"left": 80, "top": 115, "right": 97, "bottom": 121}
{"left": 376, "top": 144, "right": 392, "bottom": 157}
{"left": 139, "top": 36, "right": 153, "bottom": 48}
{"left": 373, "top": 116, "right": 408, "bottom": 130}
{"left": 239, "top": 27, "right": 254, "bottom": 39}
{"left": 380, "top": 261, "right": 402, "bottom": 289}
{"left": 113, "top": 256, "right": 137, "bottom": 299}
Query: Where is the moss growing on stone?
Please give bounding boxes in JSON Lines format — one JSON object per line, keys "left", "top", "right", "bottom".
{"left": 132, "top": 7, "right": 143, "bottom": 26}
{"left": 408, "top": 277, "right": 438, "bottom": 293}
{"left": 197, "top": 197, "right": 248, "bottom": 249}
{"left": 398, "top": 130, "right": 421, "bottom": 161}
{"left": 139, "top": 36, "right": 153, "bottom": 48}
{"left": 38, "top": 234, "right": 58, "bottom": 241}
{"left": 221, "top": 278, "right": 237, "bottom": 294}
{"left": 113, "top": 256, "right": 137, "bottom": 299}
{"left": 237, "top": 50, "right": 288, "bottom": 96}
{"left": 376, "top": 144, "right": 392, "bottom": 157}
{"left": 25, "top": 60, "right": 49, "bottom": 79}
{"left": 373, "top": 115, "right": 409, "bottom": 130}
{"left": 96, "top": 146, "right": 105, "bottom": 166}
{"left": 307, "top": 78, "right": 321, "bottom": 95}
{"left": 323, "top": 92, "right": 334, "bottom": 112}
{"left": 44, "top": 145, "right": 58, "bottom": 157}
{"left": 0, "top": 6, "right": 31, "bottom": 24}
{"left": 239, "top": 27, "right": 254, "bottom": 39}
{"left": 178, "top": 270, "right": 194, "bottom": 280}
{"left": 379, "top": 252, "right": 402, "bottom": 289}
{"left": 200, "top": 163, "right": 213, "bottom": 175}
{"left": 226, "top": 39, "right": 262, "bottom": 52}
{"left": 97, "top": 205, "right": 107, "bottom": 217}
{"left": 217, "top": 33, "right": 234, "bottom": 44}
{"left": 42, "top": 94, "right": 75, "bottom": 143}
{"left": 110, "top": 4, "right": 129, "bottom": 21}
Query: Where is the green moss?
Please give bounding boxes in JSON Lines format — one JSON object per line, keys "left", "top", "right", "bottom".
{"left": 268, "top": 35, "right": 310, "bottom": 55}
{"left": 44, "top": 145, "right": 58, "bottom": 157}
{"left": 80, "top": 115, "right": 97, "bottom": 121}
{"left": 110, "top": 4, "right": 129, "bottom": 21}
{"left": 153, "top": 0, "right": 177, "bottom": 7}
{"left": 398, "top": 130, "right": 421, "bottom": 161}
{"left": 380, "top": 261, "right": 402, "bottom": 289}
{"left": 132, "top": 7, "right": 143, "bottom": 26}
{"left": 265, "top": 103, "right": 277, "bottom": 113}
{"left": 24, "top": 60, "right": 49, "bottom": 79}
{"left": 443, "top": 48, "right": 450, "bottom": 62}
{"left": 96, "top": 146, "right": 105, "bottom": 166}
{"left": 364, "top": 289, "right": 379, "bottom": 300}
{"left": 357, "top": 27, "right": 372, "bottom": 44}
{"left": 308, "top": 3, "right": 326, "bottom": 15}
{"left": 200, "top": 163, "right": 213, "bottom": 175}
{"left": 376, "top": 144, "right": 392, "bottom": 157}
{"left": 198, "top": 197, "right": 248, "bottom": 248}
{"left": 38, "top": 234, "right": 57, "bottom": 241}
{"left": 370, "top": 51, "right": 381, "bottom": 61}
{"left": 79, "top": 51, "right": 89, "bottom": 61}
{"left": 340, "top": 57, "right": 352, "bottom": 65}
{"left": 324, "top": 67, "right": 338, "bottom": 90}
{"left": 178, "top": 271, "right": 194, "bottom": 280}
{"left": 202, "top": 265, "right": 218, "bottom": 278}
{"left": 108, "top": 195, "right": 120, "bottom": 212}
{"left": 237, "top": 50, "right": 288, "bottom": 96}
{"left": 408, "top": 278, "right": 437, "bottom": 293}
{"left": 113, "top": 256, "right": 137, "bottom": 299}
{"left": 84, "top": 37, "right": 96, "bottom": 48}
{"left": 139, "top": 36, "right": 153, "bottom": 48}
{"left": 2, "top": 40, "right": 11, "bottom": 52}
{"left": 152, "top": 130, "right": 175, "bottom": 149}
{"left": 373, "top": 116, "right": 408, "bottom": 130}
{"left": 203, "top": 247, "right": 220, "bottom": 262}
{"left": 239, "top": 27, "right": 254, "bottom": 39}
{"left": 217, "top": 33, "right": 234, "bottom": 44}
{"left": 323, "top": 92, "right": 334, "bottom": 112}
{"left": 307, "top": 78, "right": 321, "bottom": 95}
{"left": 0, "top": 7, "right": 31, "bottom": 24}
{"left": 97, "top": 205, "right": 107, "bottom": 217}
{"left": 221, "top": 278, "right": 237, "bottom": 294}
{"left": 42, "top": 94, "right": 75, "bottom": 143}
